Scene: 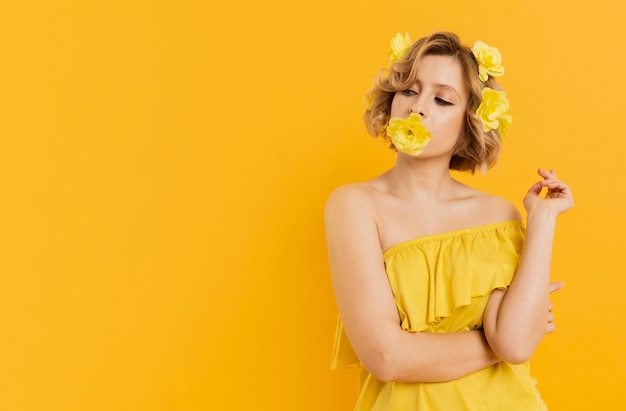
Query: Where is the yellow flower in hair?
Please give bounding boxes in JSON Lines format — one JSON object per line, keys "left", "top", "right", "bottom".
{"left": 389, "top": 32, "right": 412, "bottom": 62}
{"left": 363, "top": 90, "right": 375, "bottom": 110}
{"left": 476, "top": 88, "right": 512, "bottom": 136}
{"left": 386, "top": 113, "right": 432, "bottom": 156}
{"left": 497, "top": 113, "right": 511, "bottom": 136}
{"left": 472, "top": 40, "right": 504, "bottom": 82}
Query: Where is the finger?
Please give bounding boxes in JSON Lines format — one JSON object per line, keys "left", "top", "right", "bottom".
{"left": 538, "top": 168, "right": 556, "bottom": 179}
{"left": 538, "top": 171, "right": 573, "bottom": 198}
{"left": 546, "top": 182, "right": 573, "bottom": 199}
{"left": 550, "top": 281, "right": 565, "bottom": 293}
{"left": 552, "top": 183, "right": 572, "bottom": 196}
{"left": 543, "top": 180, "right": 569, "bottom": 191}
{"left": 527, "top": 181, "right": 544, "bottom": 196}
{"left": 539, "top": 177, "right": 568, "bottom": 189}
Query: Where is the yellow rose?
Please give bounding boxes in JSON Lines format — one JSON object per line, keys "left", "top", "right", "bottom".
{"left": 472, "top": 40, "right": 504, "bottom": 82}
{"left": 497, "top": 114, "right": 511, "bottom": 136}
{"left": 386, "top": 113, "right": 432, "bottom": 156}
{"left": 363, "top": 90, "right": 375, "bottom": 110}
{"left": 389, "top": 32, "right": 412, "bottom": 62}
{"left": 476, "top": 88, "right": 512, "bottom": 136}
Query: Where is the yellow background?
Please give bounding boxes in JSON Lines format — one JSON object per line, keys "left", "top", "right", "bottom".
{"left": 0, "top": 0, "right": 624, "bottom": 410}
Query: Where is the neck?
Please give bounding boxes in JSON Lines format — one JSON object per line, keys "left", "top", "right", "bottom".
{"left": 385, "top": 153, "right": 457, "bottom": 199}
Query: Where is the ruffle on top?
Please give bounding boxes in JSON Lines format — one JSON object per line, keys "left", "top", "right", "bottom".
{"left": 332, "top": 221, "right": 525, "bottom": 370}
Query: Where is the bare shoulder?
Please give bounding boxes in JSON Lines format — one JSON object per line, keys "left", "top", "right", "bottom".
{"left": 324, "top": 182, "right": 383, "bottom": 253}
{"left": 473, "top": 190, "right": 522, "bottom": 223}
{"left": 454, "top": 181, "right": 521, "bottom": 224}
{"left": 325, "top": 182, "right": 377, "bottom": 218}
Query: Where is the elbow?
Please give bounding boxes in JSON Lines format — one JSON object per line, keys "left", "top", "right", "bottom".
{"left": 492, "top": 342, "right": 536, "bottom": 364}
{"left": 371, "top": 365, "right": 398, "bottom": 383}
{"left": 362, "top": 351, "right": 402, "bottom": 382}
{"left": 499, "top": 350, "right": 533, "bottom": 365}
{"left": 485, "top": 327, "right": 539, "bottom": 365}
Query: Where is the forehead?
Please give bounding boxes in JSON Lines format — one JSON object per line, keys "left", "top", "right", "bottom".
{"left": 416, "top": 55, "right": 468, "bottom": 98}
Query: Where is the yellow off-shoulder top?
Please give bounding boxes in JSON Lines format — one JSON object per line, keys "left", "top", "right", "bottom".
{"left": 332, "top": 221, "right": 548, "bottom": 411}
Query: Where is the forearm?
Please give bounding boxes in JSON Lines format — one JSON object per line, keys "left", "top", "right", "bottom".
{"left": 486, "top": 208, "right": 557, "bottom": 362}
{"left": 371, "top": 329, "right": 499, "bottom": 383}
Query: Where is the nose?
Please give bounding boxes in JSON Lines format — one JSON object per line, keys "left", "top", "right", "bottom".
{"left": 409, "top": 99, "right": 428, "bottom": 118}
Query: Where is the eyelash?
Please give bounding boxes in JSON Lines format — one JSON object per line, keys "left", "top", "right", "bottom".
{"left": 401, "top": 90, "right": 453, "bottom": 106}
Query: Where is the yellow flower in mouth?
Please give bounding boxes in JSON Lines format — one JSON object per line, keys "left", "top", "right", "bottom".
{"left": 389, "top": 32, "right": 412, "bottom": 62}
{"left": 476, "top": 88, "right": 512, "bottom": 136}
{"left": 472, "top": 40, "right": 504, "bottom": 82}
{"left": 386, "top": 113, "right": 432, "bottom": 156}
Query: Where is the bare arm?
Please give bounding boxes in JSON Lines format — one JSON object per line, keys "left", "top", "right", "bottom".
{"left": 325, "top": 185, "right": 499, "bottom": 383}
{"left": 484, "top": 168, "right": 573, "bottom": 363}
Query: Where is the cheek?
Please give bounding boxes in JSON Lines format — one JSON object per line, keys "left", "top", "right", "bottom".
{"left": 433, "top": 110, "right": 465, "bottom": 134}
{"left": 447, "top": 110, "right": 466, "bottom": 134}
{"left": 389, "top": 96, "right": 404, "bottom": 116}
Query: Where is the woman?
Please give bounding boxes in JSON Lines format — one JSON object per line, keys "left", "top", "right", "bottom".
{"left": 325, "top": 32, "right": 573, "bottom": 410}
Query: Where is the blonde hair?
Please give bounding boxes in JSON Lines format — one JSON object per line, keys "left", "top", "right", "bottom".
{"left": 364, "top": 31, "right": 505, "bottom": 173}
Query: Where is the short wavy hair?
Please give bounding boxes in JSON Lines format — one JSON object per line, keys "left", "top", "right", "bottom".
{"left": 363, "top": 31, "right": 505, "bottom": 173}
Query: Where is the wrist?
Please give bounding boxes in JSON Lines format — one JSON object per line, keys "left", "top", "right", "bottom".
{"left": 526, "top": 207, "right": 558, "bottom": 222}
{"left": 524, "top": 207, "right": 557, "bottom": 243}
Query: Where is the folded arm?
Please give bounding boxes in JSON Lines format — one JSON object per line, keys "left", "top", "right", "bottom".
{"left": 483, "top": 169, "right": 573, "bottom": 364}
{"left": 325, "top": 185, "right": 499, "bottom": 383}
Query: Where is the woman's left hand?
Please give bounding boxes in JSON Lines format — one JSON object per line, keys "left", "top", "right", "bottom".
{"left": 523, "top": 168, "right": 574, "bottom": 216}
{"left": 545, "top": 281, "right": 564, "bottom": 334}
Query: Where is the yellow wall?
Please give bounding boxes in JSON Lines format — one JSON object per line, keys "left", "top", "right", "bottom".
{"left": 0, "top": 0, "right": 624, "bottom": 410}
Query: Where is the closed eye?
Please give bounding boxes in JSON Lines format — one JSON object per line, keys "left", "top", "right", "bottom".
{"left": 402, "top": 89, "right": 418, "bottom": 96}
{"left": 435, "top": 97, "right": 453, "bottom": 106}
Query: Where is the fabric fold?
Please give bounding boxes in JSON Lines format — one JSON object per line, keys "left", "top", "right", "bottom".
{"left": 383, "top": 221, "right": 523, "bottom": 333}
{"left": 331, "top": 220, "right": 525, "bottom": 369}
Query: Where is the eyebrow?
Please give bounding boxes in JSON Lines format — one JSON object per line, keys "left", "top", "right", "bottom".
{"left": 433, "top": 83, "right": 462, "bottom": 98}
